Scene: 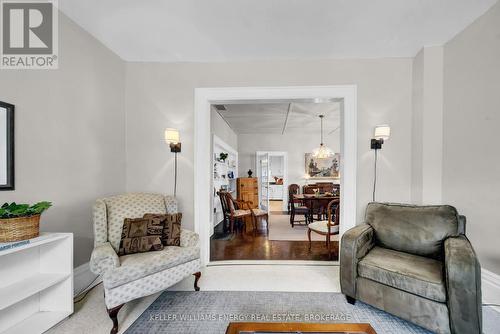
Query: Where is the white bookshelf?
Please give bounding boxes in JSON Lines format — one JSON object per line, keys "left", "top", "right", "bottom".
{"left": 212, "top": 135, "right": 238, "bottom": 232}
{"left": 0, "top": 233, "right": 73, "bottom": 334}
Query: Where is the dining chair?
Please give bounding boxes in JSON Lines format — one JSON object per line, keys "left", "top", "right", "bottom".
{"left": 307, "top": 199, "right": 340, "bottom": 259}
{"left": 217, "top": 191, "right": 253, "bottom": 234}
{"left": 290, "top": 196, "right": 310, "bottom": 227}
{"left": 287, "top": 184, "right": 300, "bottom": 214}
{"left": 249, "top": 207, "right": 269, "bottom": 236}
{"left": 302, "top": 185, "right": 316, "bottom": 194}
{"left": 316, "top": 182, "right": 335, "bottom": 194}
{"left": 217, "top": 190, "right": 230, "bottom": 233}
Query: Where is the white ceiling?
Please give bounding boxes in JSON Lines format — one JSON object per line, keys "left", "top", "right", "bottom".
{"left": 215, "top": 102, "right": 340, "bottom": 135}
{"left": 59, "top": 0, "right": 498, "bottom": 62}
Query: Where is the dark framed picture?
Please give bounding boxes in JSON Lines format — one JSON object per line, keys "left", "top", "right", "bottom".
{"left": 0, "top": 101, "right": 14, "bottom": 190}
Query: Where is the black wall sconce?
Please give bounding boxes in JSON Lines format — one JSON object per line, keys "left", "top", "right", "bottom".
{"left": 370, "top": 124, "right": 391, "bottom": 150}
{"left": 370, "top": 124, "right": 390, "bottom": 201}
{"left": 165, "top": 128, "right": 181, "bottom": 196}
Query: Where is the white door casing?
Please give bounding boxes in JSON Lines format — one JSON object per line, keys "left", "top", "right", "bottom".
{"left": 256, "top": 151, "right": 288, "bottom": 211}
{"left": 194, "top": 86, "right": 357, "bottom": 265}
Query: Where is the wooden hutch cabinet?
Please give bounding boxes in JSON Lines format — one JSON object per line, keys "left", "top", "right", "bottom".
{"left": 237, "top": 177, "right": 259, "bottom": 209}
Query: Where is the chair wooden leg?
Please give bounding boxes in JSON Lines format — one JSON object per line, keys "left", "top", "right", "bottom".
{"left": 107, "top": 304, "right": 124, "bottom": 334}
{"left": 230, "top": 217, "right": 235, "bottom": 233}
{"left": 266, "top": 215, "right": 269, "bottom": 233}
{"left": 193, "top": 271, "right": 201, "bottom": 291}
{"left": 327, "top": 234, "right": 332, "bottom": 260}
{"left": 307, "top": 228, "right": 312, "bottom": 250}
{"left": 253, "top": 216, "right": 257, "bottom": 236}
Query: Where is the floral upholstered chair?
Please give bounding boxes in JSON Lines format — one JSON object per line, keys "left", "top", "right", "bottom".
{"left": 89, "top": 193, "right": 201, "bottom": 334}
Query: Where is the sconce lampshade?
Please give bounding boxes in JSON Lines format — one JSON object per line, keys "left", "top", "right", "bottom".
{"left": 165, "top": 128, "right": 180, "bottom": 144}
{"left": 374, "top": 125, "right": 391, "bottom": 141}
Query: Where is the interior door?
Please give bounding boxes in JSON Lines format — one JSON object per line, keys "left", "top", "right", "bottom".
{"left": 257, "top": 152, "right": 270, "bottom": 212}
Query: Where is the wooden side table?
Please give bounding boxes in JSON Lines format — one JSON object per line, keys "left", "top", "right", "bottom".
{"left": 226, "top": 322, "right": 377, "bottom": 334}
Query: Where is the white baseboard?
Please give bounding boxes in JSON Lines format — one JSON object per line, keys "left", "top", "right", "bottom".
{"left": 482, "top": 268, "right": 500, "bottom": 312}
{"left": 74, "top": 262, "right": 101, "bottom": 297}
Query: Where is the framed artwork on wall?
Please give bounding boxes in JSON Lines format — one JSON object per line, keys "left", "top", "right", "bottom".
{"left": 305, "top": 153, "right": 340, "bottom": 179}
{"left": 0, "top": 101, "right": 14, "bottom": 190}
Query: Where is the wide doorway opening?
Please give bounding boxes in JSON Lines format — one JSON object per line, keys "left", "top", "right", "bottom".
{"left": 210, "top": 101, "right": 342, "bottom": 262}
{"left": 194, "top": 86, "right": 357, "bottom": 266}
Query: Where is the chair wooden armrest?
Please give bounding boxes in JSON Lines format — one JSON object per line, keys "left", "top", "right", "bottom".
{"left": 234, "top": 200, "right": 252, "bottom": 210}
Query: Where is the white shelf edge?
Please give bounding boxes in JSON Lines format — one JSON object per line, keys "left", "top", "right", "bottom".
{"left": 0, "top": 233, "right": 71, "bottom": 257}
{"left": 1, "top": 311, "right": 71, "bottom": 334}
{"left": 0, "top": 273, "right": 71, "bottom": 310}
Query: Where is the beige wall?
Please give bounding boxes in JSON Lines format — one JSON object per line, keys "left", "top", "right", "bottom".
{"left": 0, "top": 13, "right": 126, "bottom": 267}
{"left": 411, "top": 49, "right": 424, "bottom": 203}
{"left": 443, "top": 1, "right": 500, "bottom": 274}
{"left": 411, "top": 46, "right": 444, "bottom": 204}
{"left": 211, "top": 108, "right": 237, "bottom": 150}
{"left": 125, "top": 58, "right": 413, "bottom": 227}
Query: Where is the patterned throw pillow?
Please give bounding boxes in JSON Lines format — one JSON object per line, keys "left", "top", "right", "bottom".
{"left": 143, "top": 213, "right": 182, "bottom": 246}
{"left": 118, "top": 217, "right": 164, "bottom": 255}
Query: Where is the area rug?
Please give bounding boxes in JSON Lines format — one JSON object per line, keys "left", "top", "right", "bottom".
{"left": 124, "top": 291, "right": 431, "bottom": 334}
{"left": 268, "top": 213, "right": 339, "bottom": 242}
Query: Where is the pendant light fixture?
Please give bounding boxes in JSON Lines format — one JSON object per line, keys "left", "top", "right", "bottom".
{"left": 312, "top": 115, "right": 334, "bottom": 159}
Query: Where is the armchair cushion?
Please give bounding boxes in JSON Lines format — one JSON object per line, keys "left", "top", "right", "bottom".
{"left": 89, "top": 242, "right": 120, "bottom": 275}
{"left": 250, "top": 208, "right": 268, "bottom": 216}
{"left": 445, "top": 236, "right": 482, "bottom": 334}
{"left": 358, "top": 246, "right": 446, "bottom": 302}
{"left": 365, "top": 203, "right": 460, "bottom": 259}
{"left": 143, "top": 213, "right": 182, "bottom": 246}
{"left": 233, "top": 209, "right": 251, "bottom": 217}
{"left": 103, "top": 193, "right": 176, "bottom": 252}
{"left": 308, "top": 221, "right": 339, "bottom": 234}
{"left": 103, "top": 244, "right": 200, "bottom": 289}
{"left": 118, "top": 217, "right": 164, "bottom": 255}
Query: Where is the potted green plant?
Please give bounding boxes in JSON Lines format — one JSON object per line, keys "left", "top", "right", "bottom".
{"left": 0, "top": 201, "right": 52, "bottom": 242}
{"left": 219, "top": 152, "right": 228, "bottom": 162}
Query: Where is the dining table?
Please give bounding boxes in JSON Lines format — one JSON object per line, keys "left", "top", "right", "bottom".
{"left": 293, "top": 193, "right": 340, "bottom": 221}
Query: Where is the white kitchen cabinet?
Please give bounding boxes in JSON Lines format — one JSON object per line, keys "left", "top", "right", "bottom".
{"left": 269, "top": 184, "right": 284, "bottom": 200}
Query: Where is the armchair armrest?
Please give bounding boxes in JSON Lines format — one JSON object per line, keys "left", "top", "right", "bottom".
{"left": 340, "top": 223, "right": 374, "bottom": 298}
{"left": 180, "top": 229, "right": 199, "bottom": 248}
{"left": 89, "top": 242, "right": 120, "bottom": 275}
{"left": 445, "top": 236, "right": 482, "bottom": 334}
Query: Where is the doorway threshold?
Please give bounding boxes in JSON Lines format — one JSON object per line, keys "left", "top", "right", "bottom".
{"left": 207, "top": 260, "right": 339, "bottom": 266}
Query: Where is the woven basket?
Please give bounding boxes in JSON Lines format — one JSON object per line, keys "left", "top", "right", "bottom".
{"left": 0, "top": 214, "right": 40, "bottom": 242}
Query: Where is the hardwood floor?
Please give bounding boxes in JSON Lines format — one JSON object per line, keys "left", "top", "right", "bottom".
{"left": 210, "top": 216, "right": 339, "bottom": 261}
